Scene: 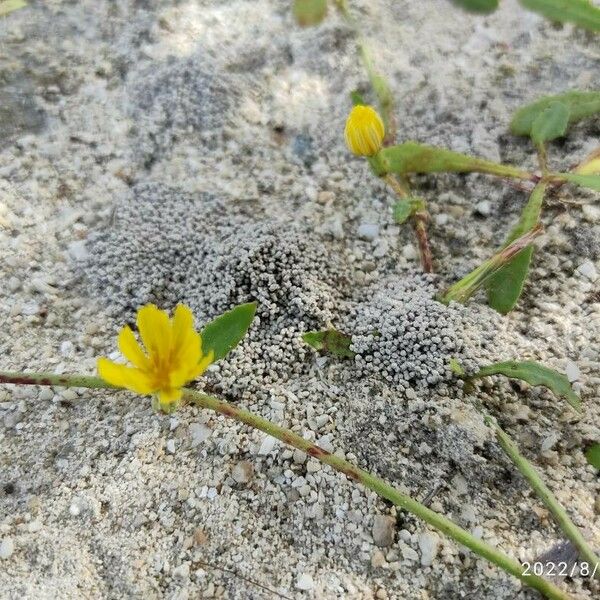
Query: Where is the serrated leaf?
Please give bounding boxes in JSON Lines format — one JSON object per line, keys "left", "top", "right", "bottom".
{"left": 530, "top": 102, "right": 570, "bottom": 145}
{"left": 369, "top": 142, "right": 527, "bottom": 179}
{"left": 449, "top": 0, "right": 499, "bottom": 14}
{"left": 584, "top": 443, "right": 600, "bottom": 470}
{"left": 510, "top": 91, "right": 600, "bottom": 137}
{"left": 293, "top": 0, "right": 327, "bottom": 27}
{"left": 302, "top": 329, "right": 355, "bottom": 359}
{"left": 560, "top": 173, "right": 600, "bottom": 192}
{"left": 0, "top": 0, "right": 26, "bottom": 16}
{"left": 200, "top": 302, "right": 256, "bottom": 363}
{"left": 467, "top": 360, "right": 582, "bottom": 412}
{"left": 485, "top": 182, "right": 546, "bottom": 314}
{"left": 519, "top": 0, "right": 600, "bottom": 32}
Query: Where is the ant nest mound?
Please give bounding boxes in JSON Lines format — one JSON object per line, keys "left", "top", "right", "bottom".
{"left": 343, "top": 275, "right": 505, "bottom": 390}
{"left": 80, "top": 183, "right": 511, "bottom": 397}
{"left": 127, "top": 52, "right": 236, "bottom": 166}
{"left": 80, "top": 182, "right": 351, "bottom": 396}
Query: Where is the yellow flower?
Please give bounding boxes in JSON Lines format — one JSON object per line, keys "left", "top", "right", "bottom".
{"left": 97, "top": 304, "right": 214, "bottom": 410}
{"left": 344, "top": 105, "right": 385, "bottom": 156}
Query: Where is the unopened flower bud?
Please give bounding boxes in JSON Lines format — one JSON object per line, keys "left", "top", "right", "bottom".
{"left": 344, "top": 105, "right": 385, "bottom": 156}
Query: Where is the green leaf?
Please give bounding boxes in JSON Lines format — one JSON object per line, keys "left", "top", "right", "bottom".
{"left": 392, "top": 197, "right": 425, "bottom": 225}
{"left": 292, "top": 0, "right": 327, "bottom": 27}
{"left": 530, "top": 102, "right": 570, "bottom": 145}
{"left": 485, "top": 182, "right": 546, "bottom": 314}
{"left": 369, "top": 142, "right": 528, "bottom": 179}
{"left": 559, "top": 173, "right": 600, "bottom": 192}
{"left": 350, "top": 90, "right": 366, "bottom": 106}
{"left": 519, "top": 0, "right": 600, "bottom": 32}
{"left": 449, "top": 358, "right": 466, "bottom": 376}
{"left": 467, "top": 360, "right": 582, "bottom": 412}
{"left": 584, "top": 443, "right": 600, "bottom": 470}
{"left": 200, "top": 302, "right": 257, "bottom": 363}
{"left": 0, "top": 0, "right": 26, "bottom": 16}
{"left": 449, "top": 0, "right": 499, "bottom": 14}
{"left": 485, "top": 248, "right": 534, "bottom": 314}
{"left": 440, "top": 225, "right": 542, "bottom": 305}
{"left": 393, "top": 200, "right": 414, "bottom": 225}
{"left": 302, "top": 329, "right": 355, "bottom": 359}
{"left": 510, "top": 91, "right": 600, "bottom": 137}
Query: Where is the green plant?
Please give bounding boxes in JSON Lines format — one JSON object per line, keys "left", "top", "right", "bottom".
{"left": 0, "top": 365, "right": 579, "bottom": 600}
{"left": 294, "top": 2, "right": 600, "bottom": 314}
{"left": 452, "top": 0, "right": 600, "bottom": 32}
{"left": 0, "top": 0, "right": 26, "bottom": 17}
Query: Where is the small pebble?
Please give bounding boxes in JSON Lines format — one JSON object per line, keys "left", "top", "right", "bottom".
{"left": 189, "top": 423, "right": 211, "bottom": 446}
{"left": 402, "top": 244, "right": 417, "bottom": 260}
{"left": 372, "top": 515, "right": 396, "bottom": 547}
{"left": 231, "top": 461, "right": 253, "bottom": 484}
{"left": 418, "top": 532, "right": 440, "bottom": 566}
{"left": 475, "top": 200, "right": 491, "bottom": 216}
{"left": 564, "top": 360, "right": 581, "bottom": 383}
{"left": 0, "top": 538, "right": 14, "bottom": 559}
{"left": 357, "top": 223, "right": 379, "bottom": 241}
{"left": 258, "top": 435, "right": 278, "bottom": 455}
{"left": 296, "top": 573, "right": 314, "bottom": 591}
{"left": 576, "top": 260, "right": 597, "bottom": 282}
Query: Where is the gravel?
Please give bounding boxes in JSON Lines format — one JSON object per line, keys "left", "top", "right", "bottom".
{"left": 0, "top": 1, "right": 599, "bottom": 599}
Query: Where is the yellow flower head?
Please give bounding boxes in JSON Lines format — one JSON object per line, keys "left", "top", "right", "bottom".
{"left": 97, "top": 304, "right": 214, "bottom": 410}
{"left": 344, "top": 105, "right": 385, "bottom": 157}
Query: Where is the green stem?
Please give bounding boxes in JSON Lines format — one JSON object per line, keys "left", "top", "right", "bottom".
{"left": 369, "top": 144, "right": 533, "bottom": 181}
{"left": 0, "top": 370, "right": 574, "bottom": 600}
{"left": 334, "top": 0, "right": 396, "bottom": 142}
{"left": 440, "top": 224, "right": 543, "bottom": 304}
{"left": 488, "top": 418, "right": 600, "bottom": 576}
{"left": 384, "top": 174, "right": 433, "bottom": 273}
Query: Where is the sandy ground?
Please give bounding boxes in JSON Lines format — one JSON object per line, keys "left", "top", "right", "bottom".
{"left": 0, "top": 1, "right": 599, "bottom": 599}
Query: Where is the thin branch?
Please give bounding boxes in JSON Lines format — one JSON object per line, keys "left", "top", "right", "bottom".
{"left": 0, "top": 370, "right": 574, "bottom": 600}
{"left": 488, "top": 418, "right": 600, "bottom": 577}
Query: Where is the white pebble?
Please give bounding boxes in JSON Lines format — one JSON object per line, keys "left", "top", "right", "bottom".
{"left": 372, "top": 515, "right": 395, "bottom": 547}
{"left": 231, "top": 461, "right": 253, "bottom": 484}
{"left": 402, "top": 244, "right": 417, "bottom": 260}
{"left": 0, "top": 538, "right": 14, "bottom": 559}
{"left": 189, "top": 423, "right": 211, "bottom": 447}
{"left": 357, "top": 223, "right": 379, "bottom": 241}
{"left": 576, "top": 260, "right": 598, "bottom": 282}
{"left": 418, "top": 532, "right": 440, "bottom": 566}
{"left": 296, "top": 573, "right": 314, "bottom": 591}
{"left": 258, "top": 435, "right": 278, "bottom": 455}
{"left": 475, "top": 200, "right": 491, "bottom": 216}
{"left": 582, "top": 204, "right": 600, "bottom": 223}
{"left": 564, "top": 360, "right": 581, "bottom": 383}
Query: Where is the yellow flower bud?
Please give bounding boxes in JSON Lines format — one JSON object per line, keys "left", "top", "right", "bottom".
{"left": 344, "top": 105, "right": 385, "bottom": 157}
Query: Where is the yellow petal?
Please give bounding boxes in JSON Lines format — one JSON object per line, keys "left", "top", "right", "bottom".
{"left": 168, "top": 348, "right": 214, "bottom": 389}
{"left": 171, "top": 304, "right": 201, "bottom": 367}
{"left": 118, "top": 326, "right": 149, "bottom": 369}
{"left": 136, "top": 304, "right": 172, "bottom": 364}
{"left": 172, "top": 304, "right": 194, "bottom": 348}
{"left": 97, "top": 357, "right": 155, "bottom": 395}
{"left": 157, "top": 387, "right": 182, "bottom": 407}
{"left": 196, "top": 350, "right": 214, "bottom": 375}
